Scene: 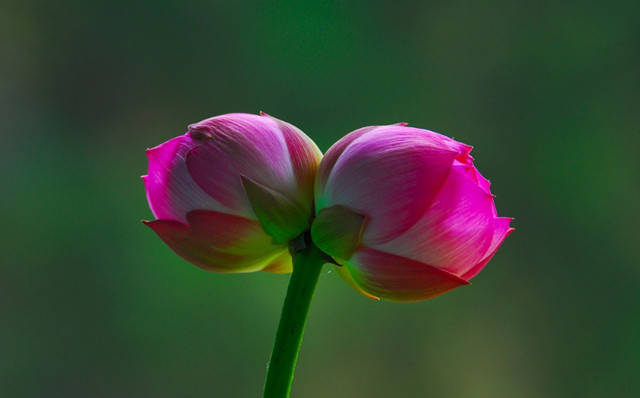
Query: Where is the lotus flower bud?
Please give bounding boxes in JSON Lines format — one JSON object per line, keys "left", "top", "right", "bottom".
{"left": 311, "top": 124, "right": 513, "bottom": 301}
{"left": 143, "top": 112, "right": 322, "bottom": 273}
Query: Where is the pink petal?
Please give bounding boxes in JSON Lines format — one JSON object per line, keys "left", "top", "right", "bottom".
{"left": 143, "top": 209, "right": 286, "bottom": 273}
{"left": 427, "top": 132, "right": 473, "bottom": 163}
{"left": 473, "top": 166, "right": 492, "bottom": 195}
{"left": 315, "top": 126, "right": 379, "bottom": 201}
{"left": 324, "top": 126, "right": 462, "bottom": 245}
{"left": 377, "top": 162, "right": 497, "bottom": 276}
{"left": 185, "top": 113, "right": 295, "bottom": 213}
{"left": 185, "top": 210, "right": 279, "bottom": 255}
{"left": 473, "top": 167, "right": 497, "bottom": 216}
{"left": 144, "top": 218, "right": 241, "bottom": 272}
{"left": 460, "top": 217, "right": 514, "bottom": 280}
{"left": 342, "top": 247, "right": 470, "bottom": 302}
{"left": 144, "top": 135, "right": 224, "bottom": 223}
{"left": 451, "top": 160, "right": 495, "bottom": 214}
{"left": 262, "top": 112, "right": 322, "bottom": 212}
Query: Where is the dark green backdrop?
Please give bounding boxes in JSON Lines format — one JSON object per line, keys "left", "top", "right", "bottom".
{"left": 3, "top": 1, "right": 639, "bottom": 397}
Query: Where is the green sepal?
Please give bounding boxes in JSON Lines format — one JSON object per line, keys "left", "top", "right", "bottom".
{"left": 241, "top": 176, "right": 310, "bottom": 244}
{"left": 310, "top": 205, "right": 367, "bottom": 261}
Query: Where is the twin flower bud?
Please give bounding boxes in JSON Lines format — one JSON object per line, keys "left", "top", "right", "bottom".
{"left": 143, "top": 112, "right": 512, "bottom": 302}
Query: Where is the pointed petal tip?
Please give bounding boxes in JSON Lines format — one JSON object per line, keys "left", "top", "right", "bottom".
{"left": 495, "top": 216, "right": 515, "bottom": 225}
{"left": 145, "top": 141, "right": 173, "bottom": 158}
{"left": 393, "top": 122, "right": 409, "bottom": 126}
{"left": 458, "top": 145, "right": 473, "bottom": 160}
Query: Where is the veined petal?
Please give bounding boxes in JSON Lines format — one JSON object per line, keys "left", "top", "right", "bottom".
{"left": 144, "top": 135, "right": 225, "bottom": 223}
{"left": 144, "top": 209, "right": 286, "bottom": 273}
{"left": 324, "top": 126, "right": 462, "bottom": 245}
{"left": 473, "top": 166, "right": 492, "bottom": 195}
{"left": 315, "top": 126, "right": 379, "bottom": 207}
{"left": 144, "top": 219, "right": 245, "bottom": 272}
{"left": 342, "top": 247, "right": 469, "bottom": 302}
{"left": 185, "top": 113, "right": 295, "bottom": 214}
{"left": 423, "top": 131, "right": 473, "bottom": 164}
{"left": 185, "top": 210, "right": 282, "bottom": 256}
{"left": 377, "top": 162, "right": 496, "bottom": 276}
{"left": 474, "top": 168, "right": 497, "bottom": 216}
{"left": 261, "top": 112, "right": 322, "bottom": 213}
{"left": 460, "top": 217, "right": 514, "bottom": 280}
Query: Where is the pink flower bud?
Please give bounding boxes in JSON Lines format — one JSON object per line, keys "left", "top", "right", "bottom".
{"left": 312, "top": 124, "right": 513, "bottom": 301}
{"left": 142, "top": 112, "right": 322, "bottom": 273}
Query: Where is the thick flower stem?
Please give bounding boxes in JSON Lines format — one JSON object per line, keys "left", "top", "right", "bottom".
{"left": 263, "top": 241, "right": 325, "bottom": 398}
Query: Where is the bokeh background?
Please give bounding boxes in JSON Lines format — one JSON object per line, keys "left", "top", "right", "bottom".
{"left": 3, "top": 1, "right": 639, "bottom": 397}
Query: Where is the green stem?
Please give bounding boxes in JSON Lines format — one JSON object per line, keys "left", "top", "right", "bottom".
{"left": 263, "top": 241, "right": 325, "bottom": 398}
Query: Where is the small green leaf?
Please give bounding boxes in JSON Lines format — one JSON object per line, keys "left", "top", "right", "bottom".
{"left": 311, "top": 205, "right": 367, "bottom": 261}
{"left": 241, "top": 176, "right": 310, "bottom": 244}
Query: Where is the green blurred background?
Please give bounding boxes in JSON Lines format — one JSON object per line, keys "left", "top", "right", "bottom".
{"left": 3, "top": 1, "right": 639, "bottom": 397}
